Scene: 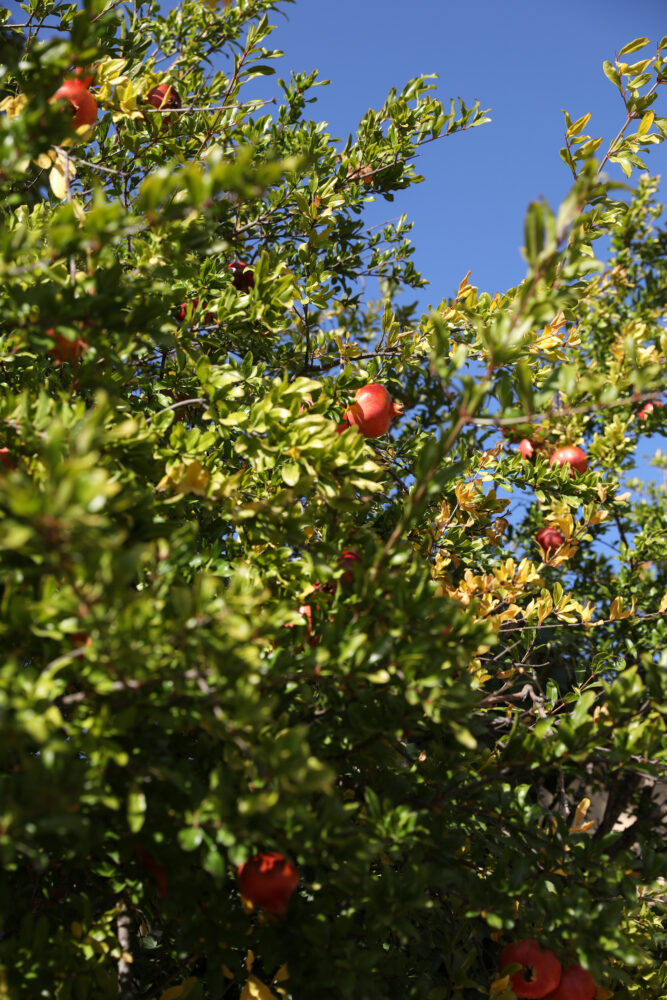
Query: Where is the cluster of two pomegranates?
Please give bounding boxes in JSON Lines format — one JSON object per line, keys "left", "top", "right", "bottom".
{"left": 288, "top": 382, "right": 401, "bottom": 638}
{"left": 514, "top": 436, "right": 588, "bottom": 561}
{"left": 51, "top": 71, "right": 181, "bottom": 131}
{"left": 501, "top": 939, "right": 596, "bottom": 1000}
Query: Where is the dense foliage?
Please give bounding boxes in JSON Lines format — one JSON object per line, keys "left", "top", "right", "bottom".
{"left": 0, "top": 2, "right": 666, "bottom": 998}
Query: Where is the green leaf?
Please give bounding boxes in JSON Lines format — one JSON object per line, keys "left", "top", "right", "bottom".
{"left": 567, "top": 112, "right": 591, "bottom": 137}
{"left": 603, "top": 60, "right": 622, "bottom": 90}
{"left": 281, "top": 462, "right": 300, "bottom": 486}
{"left": 618, "top": 37, "right": 650, "bottom": 56}
{"left": 127, "top": 785, "right": 146, "bottom": 833}
{"left": 178, "top": 828, "right": 204, "bottom": 852}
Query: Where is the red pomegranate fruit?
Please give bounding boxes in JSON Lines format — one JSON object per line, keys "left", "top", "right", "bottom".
{"left": 543, "top": 963, "right": 595, "bottom": 1000}
{"left": 536, "top": 526, "right": 565, "bottom": 558}
{"left": 549, "top": 445, "right": 588, "bottom": 477}
{"left": 146, "top": 83, "right": 181, "bottom": 111}
{"left": 341, "top": 383, "right": 404, "bottom": 438}
{"left": 176, "top": 298, "right": 214, "bottom": 324}
{"left": 638, "top": 400, "right": 662, "bottom": 420}
{"left": 51, "top": 79, "right": 98, "bottom": 129}
{"left": 499, "top": 939, "right": 562, "bottom": 999}
{"left": 237, "top": 851, "right": 299, "bottom": 917}
{"left": 47, "top": 329, "right": 89, "bottom": 364}
{"left": 228, "top": 261, "right": 255, "bottom": 292}
{"left": 339, "top": 549, "right": 362, "bottom": 584}
{"left": 0, "top": 448, "right": 17, "bottom": 471}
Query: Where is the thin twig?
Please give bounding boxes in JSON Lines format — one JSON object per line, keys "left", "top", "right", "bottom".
{"left": 468, "top": 389, "right": 663, "bottom": 427}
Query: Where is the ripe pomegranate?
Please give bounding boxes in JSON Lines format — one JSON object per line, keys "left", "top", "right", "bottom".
{"left": 549, "top": 445, "right": 588, "bottom": 477}
{"left": 228, "top": 261, "right": 255, "bottom": 292}
{"left": 638, "top": 400, "right": 662, "bottom": 420}
{"left": 51, "top": 79, "right": 98, "bottom": 129}
{"left": 176, "top": 298, "right": 214, "bottom": 324}
{"left": 339, "top": 549, "right": 362, "bottom": 584}
{"left": 237, "top": 851, "right": 299, "bottom": 917}
{"left": 146, "top": 83, "right": 181, "bottom": 111}
{"left": 0, "top": 448, "right": 17, "bottom": 471}
{"left": 536, "top": 526, "right": 564, "bottom": 558}
{"left": 341, "top": 383, "right": 404, "bottom": 438}
{"left": 543, "top": 963, "right": 595, "bottom": 1000}
{"left": 499, "top": 939, "right": 562, "bottom": 999}
{"left": 146, "top": 84, "right": 181, "bottom": 128}
{"left": 47, "top": 329, "right": 89, "bottom": 364}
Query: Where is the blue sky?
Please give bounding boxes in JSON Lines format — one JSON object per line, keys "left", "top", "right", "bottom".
{"left": 262, "top": 0, "right": 667, "bottom": 300}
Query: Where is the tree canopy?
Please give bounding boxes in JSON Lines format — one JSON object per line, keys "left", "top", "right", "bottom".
{"left": 0, "top": 3, "right": 666, "bottom": 998}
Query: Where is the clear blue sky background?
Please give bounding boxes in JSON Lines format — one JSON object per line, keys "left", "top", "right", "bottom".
{"left": 261, "top": 0, "right": 666, "bottom": 299}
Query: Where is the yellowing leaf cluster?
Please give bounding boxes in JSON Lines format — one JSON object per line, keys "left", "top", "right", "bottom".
{"left": 609, "top": 596, "right": 636, "bottom": 621}
{"left": 456, "top": 269, "right": 478, "bottom": 305}
{"left": 436, "top": 558, "right": 542, "bottom": 626}
{"left": 156, "top": 460, "right": 211, "bottom": 497}
{"left": 0, "top": 93, "right": 27, "bottom": 118}
{"left": 453, "top": 481, "right": 510, "bottom": 521}
{"left": 526, "top": 312, "right": 581, "bottom": 360}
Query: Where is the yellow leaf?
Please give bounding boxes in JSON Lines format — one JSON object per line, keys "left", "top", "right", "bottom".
{"left": 240, "top": 975, "right": 276, "bottom": 1000}
{"left": 273, "top": 964, "right": 289, "bottom": 984}
{"left": 637, "top": 110, "right": 654, "bottom": 136}
{"left": 0, "top": 93, "right": 28, "bottom": 118}
{"left": 34, "top": 151, "right": 55, "bottom": 170}
{"left": 456, "top": 270, "right": 477, "bottom": 302}
{"left": 222, "top": 966, "right": 235, "bottom": 980}
{"left": 490, "top": 974, "right": 510, "bottom": 996}
{"left": 156, "top": 461, "right": 210, "bottom": 497}
{"left": 659, "top": 593, "right": 667, "bottom": 614}
{"left": 570, "top": 797, "right": 595, "bottom": 834}
{"left": 49, "top": 151, "right": 76, "bottom": 200}
{"left": 537, "top": 592, "right": 553, "bottom": 625}
{"left": 579, "top": 601, "right": 597, "bottom": 625}
{"left": 609, "top": 596, "right": 634, "bottom": 621}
